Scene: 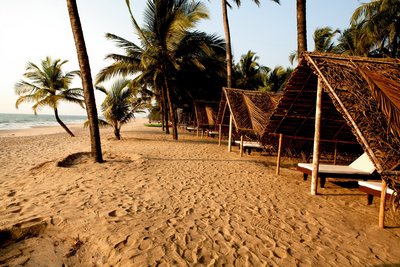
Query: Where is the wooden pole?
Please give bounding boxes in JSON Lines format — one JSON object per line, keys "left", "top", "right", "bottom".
{"left": 378, "top": 179, "right": 387, "bottom": 228}
{"left": 240, "top": 135, "right": 244, "bottom": 157}
{"left": 276, "top": 133, "right": 283, "bottom": 175}
{"left": 311, "top": 78, "right": 323, "bottom": 195}
{"left": 228, "top": 114, "right": 233, "bottom": 152}
{"left": 218, "top": 124, "right": 222, "bottom": 146}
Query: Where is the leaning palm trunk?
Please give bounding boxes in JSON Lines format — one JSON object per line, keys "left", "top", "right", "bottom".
{"left": 66, "top": 0, "right": 103, "bottom": 162}
{"left": 164, "top": 74, "right": 178, "bottom": 140}
{"left": 54, "top": 108, "right": 75, "bottom": 137}
{"left": 113, "top": 124, "right": 121, "bottom": 140}
{"left": 296, "top": 0, "right": 307, "bottom": 61}
{"left": 222, "top": 0, "right": 233, "bottom": 87}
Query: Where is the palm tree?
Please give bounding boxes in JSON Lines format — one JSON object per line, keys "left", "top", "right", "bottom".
{"left": 96, "top": 79, "right": 149, "bottom": 140}
{"left": 296, "top": 0, "right": 307, "bottom": 60}
{"left": 66, "top": 0, "right": 103, "bottom": 162}
{"left": 289, "top": 27, "right": 340, "bottom": 64}
{"left": 335, "top": 27, "right": 360, "bottom": 56}
{"left": 351, "top": 0, "right": 400, "bottom": 58}
{"left": 221, "top": 0, "right": 280, "bottom": 87}
{"left": 313, "top": 27, "right": 340, "bottom": 52}
{"left": 15, "top": 56, "right": 84, "bottom": 137}
{"left": 261, "top": 66, "right": 292, "bottom": 93}
{"left": 97, "top": 0, "right": 224, "bottom": 140}
{"left": 233, "top": 50, "right": 268, "bottom": 90}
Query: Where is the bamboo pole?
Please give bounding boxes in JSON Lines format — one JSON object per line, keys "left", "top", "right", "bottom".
{"left": 276, "top": 133, "right": 283, "bottom": 175}
{"left": 311, "top": 78, "right": 323, "bottom": 195}
{"left": 218, "top": 124, "right": 222, "bottom": 146}
{"left": 240, "top": 135, "right": 244, "bottom": 157}
{"left": 228, "top": 114, "right": 233, "bottom": 152}
{"left": 378, "top": 179, "right": 388, "bottom": 228}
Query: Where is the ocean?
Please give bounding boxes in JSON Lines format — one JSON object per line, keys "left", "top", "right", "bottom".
{"left": 0, "top": 113, "right": 87, "bottom": 130}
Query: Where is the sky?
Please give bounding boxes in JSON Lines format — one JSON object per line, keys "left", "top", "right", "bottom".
{"left": 0, "top": 0, "right": 362, "bottom": 116}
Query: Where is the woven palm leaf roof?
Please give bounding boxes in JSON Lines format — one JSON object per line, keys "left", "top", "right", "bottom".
{"left": 219, "top": 88, "right": 279, "bottom": 136}
{"left": 264, "top": 52, "right": 400, "bottom": 172}
{"left": 193, "top": 100, "right": 219, "bottom": 127}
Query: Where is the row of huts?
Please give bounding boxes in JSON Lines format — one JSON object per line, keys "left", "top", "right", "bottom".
{"left": 186, "top": 52, "right": 400, "bottom": 228}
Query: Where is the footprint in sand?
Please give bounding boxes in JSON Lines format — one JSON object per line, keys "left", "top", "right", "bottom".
{"left": 272, "top": 247, "right": 288, "bottom": 259}
{"left": 138, "top": 237, "right": 153, "bottom": 250}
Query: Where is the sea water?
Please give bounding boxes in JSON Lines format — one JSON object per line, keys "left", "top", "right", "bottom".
{"left": 0, "top": 113, "right": 87, "bottom": 130}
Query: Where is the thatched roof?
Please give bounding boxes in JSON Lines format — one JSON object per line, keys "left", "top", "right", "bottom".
{"left": 218, "top": 88, "right": 279, "bottom": 136}
{"left": 264, "top": 52, "right": 400, "bottom": 173}
{"left": 193, "top": 101, "right": 219, "bottom": 127}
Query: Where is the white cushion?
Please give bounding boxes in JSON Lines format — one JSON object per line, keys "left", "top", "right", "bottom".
{"left": 349, "top": 153, "right": 375, "bottom": 174}
{"left": 358, "top": 181, "right": 394, "bottom": 195}
{"left": 297, "top": 153, "right": 376, "bottom": 175}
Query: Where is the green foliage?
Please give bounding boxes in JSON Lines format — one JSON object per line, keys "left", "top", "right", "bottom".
{"left": 15, "top": 56, "right": 84, "bottom": 114}
{"left": 96, "top": 78, "right": 150, "bottom": 139}
{"left": 233, "top": 50, "right": 268, "bottom": 90}
{"left": 351, "top": 0, "right": 400, "bottom": 58}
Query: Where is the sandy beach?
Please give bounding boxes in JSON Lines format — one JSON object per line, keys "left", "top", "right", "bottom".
{"left": 0, "top": 118, "right": 399, "bottom": 266}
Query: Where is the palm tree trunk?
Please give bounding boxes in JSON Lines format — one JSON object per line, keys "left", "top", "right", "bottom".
{"left": 114, "top": 126, "right": 121, "bottom": 140}
{"left": 160, "top": 84, "right": 169, "bottom": 134}
{"left": 54, "top": 108, "right": 75, "bottom": 137}
{"left": 222, "top": 0, "right": 233, "bottom": 88}
{"left": 66, "top": 0, "right": 103, "bottom": 163}
{"left": 296, "top": 0, "right": 307, "bottom": 61}
{"left": 164, "top": 74, "right": 178, "bottom": 140}
{"left": 158, "top": 99, "right": 165, "bottom": 132}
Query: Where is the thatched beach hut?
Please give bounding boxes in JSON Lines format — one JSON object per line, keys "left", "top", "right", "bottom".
{"left": 264, "top": 52, "right": 400, "bottom": 227}
{"left": 216, "top": 87, "right": 279, "bottom": 152}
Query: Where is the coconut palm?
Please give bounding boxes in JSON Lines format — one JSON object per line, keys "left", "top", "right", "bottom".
{"left": 15, "top": 56, "right": 84, "bottom": 137}
{"left": 289, "top": 27, "right": 340, "bottom": 64}
{"left": 233, "top": 50, "right": 268, "bottom": 90}
{"left": 97, "top": 0, "right": 225, "bottom": 140}
{"left": 96, "top": 79, "right": 149, "bottom": 140}
{"left": 296, "top": 0, "right": 307, "bottom": 60}
{"left": 351, "top": 0, "right": 400, "bottom": 58}
{"left": 261, "top": 66, "right": 293, "bottom": 93}
{"left": 313, "top": 27, "right": 340, "bottom": 52}
{"left": 221, "top": 0, "right": 280, "bottom": 87}
{"left": 66, "top": 0, "right": 103, "bottom": 162}
{"left": 335, "top": 27, "right": 360, "bottom": 56}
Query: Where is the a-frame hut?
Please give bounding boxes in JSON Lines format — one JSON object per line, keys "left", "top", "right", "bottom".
{"left": 264, "top": 52, "right": 400, "bottom": 227}
{"left": 217, "top": 87, "right": 279, "bottom": 150}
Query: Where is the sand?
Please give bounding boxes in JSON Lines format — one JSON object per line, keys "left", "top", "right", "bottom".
{"left": 0, "top": 118, "right": 399, "bottom": 266}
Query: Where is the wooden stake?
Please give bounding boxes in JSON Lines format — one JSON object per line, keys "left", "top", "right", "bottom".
{"left": 276, "top": 133, "right": 283, "bottom": 175}
{"left": 311, "top": 78, "right": 323, "bottom": 195}
{"left": 379, "top": 179, "right": 387, "bottom": 228}
{"left": 240, "top": 135, "right": 244, "bottom": 157}
{"left": 228, "top": 114, "right": 233, "bottom": 152}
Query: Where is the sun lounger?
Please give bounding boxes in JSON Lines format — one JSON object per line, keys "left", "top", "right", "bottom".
{"left": 297, "top": 153, "right": 379, "bottom": 188}
{"left": 234, "top": 140, "right": 270, "bottom": 155}
{"left": 358, "top": 181, "right": 394, "bottom": 205}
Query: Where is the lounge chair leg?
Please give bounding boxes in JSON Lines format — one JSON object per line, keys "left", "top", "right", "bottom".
{"left": 303, "top": 174, "right": 308, "bottom": 181}
{"left": 320, "top": 176, "right": 326, "bottom": 188}
{"left": 367, "top": 194, "right": 373, "bottom": 205}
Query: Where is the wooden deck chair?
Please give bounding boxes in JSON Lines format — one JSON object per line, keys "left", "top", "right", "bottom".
{"left": 297, "top": 153, "right": 380, "bottom": 188}
{"left": 234, "top": 140, "right": 273, "bottom": 155}
{"left": 358, "top": 181, "right": 394, "bottom": 205}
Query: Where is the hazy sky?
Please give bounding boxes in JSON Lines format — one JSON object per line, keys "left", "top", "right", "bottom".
{"left": 0, "top": 0, "right": 361, "bottom": 116}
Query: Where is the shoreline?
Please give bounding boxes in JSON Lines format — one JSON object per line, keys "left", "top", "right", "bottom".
{"left": 0, "top": 123, "right": 87, "bottom": 137}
